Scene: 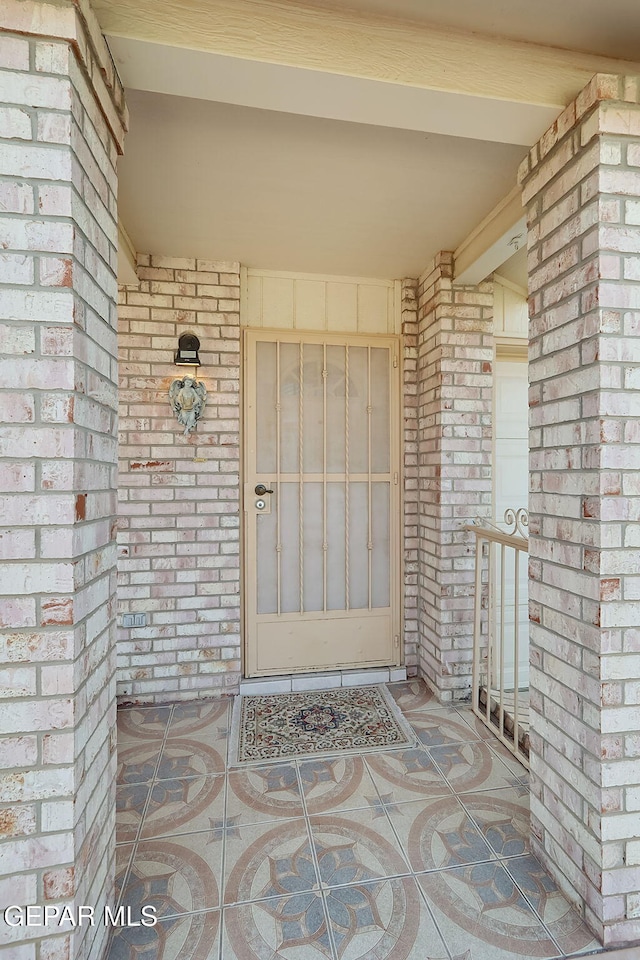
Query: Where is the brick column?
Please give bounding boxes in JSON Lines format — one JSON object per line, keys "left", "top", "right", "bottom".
{"left": 401, "top": 277, "right": 419, "bottom": 675}
{"left": 0, "top": 3, "right": 126, "bottom": 959}
{"left": 416, "top": 253, "right": 493, "bottom": 700}
{"left": 520, "top": 73, "right": 640, "bottom": 945}
{"left": 117, "top": 256, "right": 241, "bottom": 702}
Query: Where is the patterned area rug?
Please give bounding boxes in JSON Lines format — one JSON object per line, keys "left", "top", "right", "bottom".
{"left": 231, "top": 685, "right": 415, "bottom": 764}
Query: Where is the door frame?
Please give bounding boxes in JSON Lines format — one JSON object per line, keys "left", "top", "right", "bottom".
{"left": 491, "top": 341, "right": 529, "bottom": 690}
{"left": 241, "top": 327, "right": 404, "bottom": 677}
{"left": 492, "top": 338, "right": 528, "bottom": 525}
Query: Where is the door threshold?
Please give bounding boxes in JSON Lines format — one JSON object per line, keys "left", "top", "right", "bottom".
{"left": 239, "top": 666, "right": 406, "bottom": 696}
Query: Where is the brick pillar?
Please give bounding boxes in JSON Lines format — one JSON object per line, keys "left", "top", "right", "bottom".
{"left": 520, "top": 73, "right": 640, "bottom": 945}
{"left": 117, "top": 256, "right": 241, "bottom": 702}
{"left": 416, "top": 253, "right": 493, "bottom": 700}
{"left": 401, "top": 277, "right": 419, "bottom": 675}
{"left": 0, "top": 3, "right": 126, "bottom": 958}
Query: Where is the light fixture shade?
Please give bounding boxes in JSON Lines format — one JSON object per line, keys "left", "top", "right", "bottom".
{"left": 175, "top": 332, "right": 200, "bottom": 365}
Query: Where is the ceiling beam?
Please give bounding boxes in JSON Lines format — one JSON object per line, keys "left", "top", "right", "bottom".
{"left": 454, "top": 187, "right": 526, "bottom": 285}
{"left": 94, "top": 0, "right": 640, "bottom": 110}
{"left": 106, "top": 37, "right": 557, "bottom": 146}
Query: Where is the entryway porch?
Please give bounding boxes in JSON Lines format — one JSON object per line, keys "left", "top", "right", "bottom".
{"left": 111, "top": 681, "right": 599, "bottom": 960}
{"left": 5, "top": 1, "right": 640, "bottom": 955}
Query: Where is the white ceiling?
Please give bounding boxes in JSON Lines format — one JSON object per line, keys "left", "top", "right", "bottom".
{"left": 111, "top": 0, "right": 640, "bottom": 282}
{"left": 118, "top": 91, "right": 526, "bottom": 278}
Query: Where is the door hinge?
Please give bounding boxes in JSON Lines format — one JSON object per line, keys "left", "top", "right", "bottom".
{"left": 393, "top": 472, "right": 398, "bottom": 485}
{"left": 394, "top": 635, "right": 399, "bottom": 648}
{"left": 393, "top": 355, "right": 398, "bottom": 368}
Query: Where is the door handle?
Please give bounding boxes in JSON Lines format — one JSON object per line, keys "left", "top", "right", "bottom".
{"left": 255, "top": 483, "right": 274, "bottom": 496}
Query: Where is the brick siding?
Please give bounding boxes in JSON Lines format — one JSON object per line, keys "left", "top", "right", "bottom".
{"left": 520, "top": 73, "right": 640, "bottom": 945}
{"left": 0, "top": 3, "right": 126, "bottom": 958}
{"left": 117, "top": 256, "right": 241, "bottom": 702}
{"left": 401, "top": 278, "right": 419, "bottom": 675}
{"left": 416, "top": 253, "right": 493, "bottom": 700}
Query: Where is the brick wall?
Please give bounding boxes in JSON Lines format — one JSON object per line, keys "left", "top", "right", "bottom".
{"left": 0, "top": 4, "right": 126, "bottom": 959}
{"left": 416, "top": 252, "right": 493, "bottom": 700}
{"left": 401, "top": 278, "right": 419, "bottom": 675}
{"left": 520, "top": 73, "right": 640, "bottom": 945}
{"left": 117, "top": 255, "right": 241, "bottom": 702}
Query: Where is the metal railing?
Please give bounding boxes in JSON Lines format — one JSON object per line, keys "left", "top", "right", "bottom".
{"left": 466, "top": 509, "right": 530, "bottom": 768}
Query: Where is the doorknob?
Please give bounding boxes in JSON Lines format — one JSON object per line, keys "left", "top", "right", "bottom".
{"left": 255, "top": 483, "right": 274, "bottom": 496}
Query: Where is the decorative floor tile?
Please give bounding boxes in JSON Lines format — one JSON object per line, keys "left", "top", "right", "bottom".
{"left": 156, "top": 738, "right": 226, "bottom": 781}
{"left": 386, "top": 680, "right": 442, "bottom": 714}
{"left": 299, "top": 757, "right": 380, "bottom": 815}
{"left": 108, "top": 909, "right": 220, "bottom": 960}
{"left": 121, "top": 835, "right": 224, "bottom": 916}
{"left": 115, "top": 687, "right": 604, "bottom": 960}
{"left": 387, "top": 796, "right": 495, "bottom": 873}
{"left": 114, "top": 843, "right": 135, "bottom": 905}
{"left": 324, "top": 876, "right": 449, "bottom": 960}
{"left": 417, "top": 863, "right": 561, "bottom": 959}
{"left": 227, "top": 763, "right": 305, "bottom": 824}
{"left": 140, "top": 775, "right": 225, "bottom": 839}
{"left": 223, "top": 818, "right": 315, "bottom": 906}
{"left": 406, "top": 709, "right": 483, "bottom": 749}
{"left": 454, "top": 707, "right": 504, "bottom": 742}
{"left": 308, "top": 810, "right": 410, "bottom": 886}
{"left": 506, "top": 855, "right": 600, "bottom": 955}
{"left": 116, "top": 783, "right": 150, "bottom": 843}
{"left": 460, "top": 786, "right": 531, "bottom": 858}
{"left": 167, "top": 699, "right": 231, "bottom": 739}
{"left": 117, "top": 706, "right": 172, "bottom": 743}
{"left": 223, "top": 893, "right": 332, "bottom": 959}
{"left": 232, "top": 686, "right": 413, "bottom": 764}
{"left": 489, "top": 740, "right": 530, "bottom": 779}
{"left": 429, "top": 740, "right": 524, "bottom": 794}
{"left": 117, "top": 742, "right": 160, "bottom": 785}
{"left": 365, "top": 748, "right": 452, "bottom": 803}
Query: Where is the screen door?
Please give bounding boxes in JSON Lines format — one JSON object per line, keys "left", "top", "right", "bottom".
{"left": 244, "top": 330, "right": 401, "bottom": 676}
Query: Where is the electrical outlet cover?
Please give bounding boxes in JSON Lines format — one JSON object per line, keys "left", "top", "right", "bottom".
{"left": 122, "top": 613, "right": 147, "bottom": 628}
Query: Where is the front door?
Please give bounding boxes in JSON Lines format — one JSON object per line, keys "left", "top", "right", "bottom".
{"left": 244, "top": 330, "right": 401, "bottom": 676}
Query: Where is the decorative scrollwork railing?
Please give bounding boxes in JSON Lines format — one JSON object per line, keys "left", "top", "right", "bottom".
{"left": 504, "top": 507, "right": 529, "bottom": 538}
{"left": 472, "top": 507, "right": 529, "bottom": 540}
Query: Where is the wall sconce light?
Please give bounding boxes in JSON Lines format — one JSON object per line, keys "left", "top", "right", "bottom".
{"left": 174, "top": 332, "right": 201, "bottom": 366}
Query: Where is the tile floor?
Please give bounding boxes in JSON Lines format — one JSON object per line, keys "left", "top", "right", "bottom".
{"left": 111, "top": 680, "right": 605, "bottom": 960}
